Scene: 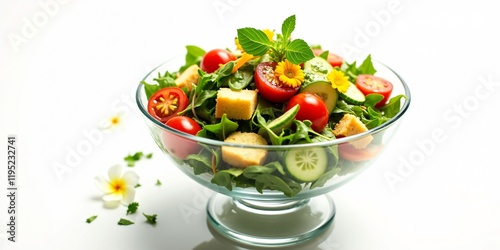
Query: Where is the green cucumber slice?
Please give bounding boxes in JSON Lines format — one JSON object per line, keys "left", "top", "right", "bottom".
{"left": 258, "top": 104, "right": 299, "bottom": 136}
{"left": 300, "top": 80, "right": 338, "bottom": 113}
{"left": 285, "top": 147, "right": 328, "bottom": 183}
{"left": 303, "top": 56, "right": 334, "bottom": 81}
{"left": 338, "top": 83, "right": 366, "bottom": 105}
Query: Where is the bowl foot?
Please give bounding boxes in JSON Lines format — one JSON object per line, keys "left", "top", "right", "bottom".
{"left": 206, "top": 193, "right": 335, "bottom": 247}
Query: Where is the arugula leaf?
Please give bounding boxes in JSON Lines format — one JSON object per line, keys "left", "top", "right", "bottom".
{"left": 86, "top": 215, "right": 97, "bottom": 223}
{"left": 126, "top": 202, "right": 139, "bottom": 215}
{"left": 357, "top": 54, "right": 377, "bottom": 75}
{"left": 364, "top": 94, "right": 384, "bottom": 109}
{"left": 381, "top": 94, "right": 406, "bottom": 118}
{"left": 200, "top": 114, "right": 238, "bottom": 140}
{"left": 310, "top": 167, "right": 341, "bottom": 189}
{"left": 343, "top": 54, "right": 376, "bottom": 82}
{"left": 179, "top": 45, "right": 206, "bottom": 72}
{"left": 117, "top": 218, "right": 134, "bottom": 225}
{"left": 187, "top": 153, "right": 213, "bottom": 175}
{"left": 211, "top": 168, "right": 244, "bottom": 190}
{"left": 237, "top": 28, "right": 272, "bottom": 56}
{"left": 285, "top": 39, "right": 315, "bottom": 65}
{"left": 143, "top": 213, "right": 157, "bottom": 224}
{"left": 281, "top": 15, "right": 296, "bottom": 41}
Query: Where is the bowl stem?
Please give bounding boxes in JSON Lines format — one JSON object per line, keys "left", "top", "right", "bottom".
{"left": 206, "top": 193, "right": 335, "bottom": 247}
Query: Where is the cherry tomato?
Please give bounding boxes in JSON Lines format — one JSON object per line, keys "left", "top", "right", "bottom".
{"left": 356, "top": 74, "right": 393, "bottom": 107}
{"left": 285, "top": 93, "right": 329, "bottom": 132}
{"left": 254, "top": 62, "right": 299, "bottom": 103}
{"left": 312, "top": 49, "right": 344, "bottom": 68}
{"left": 338, "top": 143, "right": 382, "bottom": 161}
{"left": 162, "top": 116, "right": 202, "bottom": 159}
{"left": 200, "top": 49, "right": 237, "bottom": 73}
{"left": 147, "top": 87, "right": 189, "bottom": 123}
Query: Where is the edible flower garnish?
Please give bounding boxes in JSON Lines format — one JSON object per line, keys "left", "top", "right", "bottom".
{"left": 94, "top": 164, "right": 139, "bottom": 208}
{"left": 327, "top": 69, "right": 350, "bottom": 93}
{"left": 99, "top": 113, "right": 124, "bottom": 131}
{"left": 274, "top": 59, "right": 304, "bottom": 88}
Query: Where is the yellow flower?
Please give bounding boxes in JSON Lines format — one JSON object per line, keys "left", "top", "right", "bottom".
{"left": 94, "top": 164, "right": 139, "bottom": 208}
{"left": 274, "top": 59, "right": 304, "bottom": 88}
{"left": 263, "top": 29, "right": 274, "bottom": 42}
{"left": 327, "top": 69, "right": 350, "bottom": 93}
{"left": 235, "top": 37, "right": 243, "bottom": 51}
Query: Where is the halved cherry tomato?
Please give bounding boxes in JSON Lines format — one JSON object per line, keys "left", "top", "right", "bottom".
{"left": 338, "top": 143, "right": 383, "bottom": 161}
{"left": 200, "top": 49, "right": 237, "bottom": 73}
{"left": 356, "top": 74, "right": 393, "bottom": 107}
{"left": 285, "top": 93, "right": 329, "bottom": 132}
{"left": 312, "top": 49, "right": 344, "bottom": 68}
{"left": 162, "top": 116, "right": 202, "bottom": 159}
{"left": 147, "top": 87, "right": 189, "bottom": 123}
{"left": 254, "top": 62, "right": 299, "bottom": 103}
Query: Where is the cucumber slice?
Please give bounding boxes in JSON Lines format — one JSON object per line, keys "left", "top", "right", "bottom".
{"left": 303, "top": 56, "right": 334, "bottom": 81}
{"left": 285, "top": 147, "right": 328, "bottom": 183}
{"left": 338, "top": 83, "right": 366, "bottom": 105}
{"left": 258, "top": 104, "right": 299, "bottom": 136}
{"left": 300, "top": 80, "right": 338, "bottom": 113}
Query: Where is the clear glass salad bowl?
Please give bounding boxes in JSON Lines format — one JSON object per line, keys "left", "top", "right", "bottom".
{"left": 136, "top": 57, "right": 411, "bottom": 247}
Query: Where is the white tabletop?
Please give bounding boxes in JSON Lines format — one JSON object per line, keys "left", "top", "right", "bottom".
{"left": 1, "top": 0, "right": 500, "bottom": 249}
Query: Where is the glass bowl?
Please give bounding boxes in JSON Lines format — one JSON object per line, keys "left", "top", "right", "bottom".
{"left": 136, "top": 57, "right": 411, "bottom": 247}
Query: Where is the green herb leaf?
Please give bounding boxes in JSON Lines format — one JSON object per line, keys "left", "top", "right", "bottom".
{"left": 237, "top": 28, "right": 272, "bottom": 56}
{"left": 126, "top": 202, "right": 139, "bottom": 215}
{"left": 281, "top": 15, "right": 296, "bottom": 41}
{"left": 134, "top": 183, "right": 141, "bottom": 188}
{"left": 143, "top": 213, "right": 157, "bottom": 224}
{"left": 156, "top": 179, "right": 162, "bottom": 186}
{"left": 86, "top": 215, "right": 97, "bottom": 223}
{"left": 318, "top": 50, "right": 329, "bottom": 61}
{"left": 124, "top": 151, "right": 152, "bottom": 167}
{"left": 117, "top": 218, "right": 134, "bottom": 225}
{"left": 285, "top": 39, "right": 314, "bottom": 65}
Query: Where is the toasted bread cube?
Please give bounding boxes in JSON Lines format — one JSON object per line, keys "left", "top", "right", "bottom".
{"left": 175, "top": 64, "right": 200, "bottom": 89}
{"left": 215, "top": 88, "right": 257, "bottom": 120}
{"left": 222, "top": 132, "right": 268, "bottom": 168}
{"left": 333, "top": 114, "right": 373, "bottom": 149}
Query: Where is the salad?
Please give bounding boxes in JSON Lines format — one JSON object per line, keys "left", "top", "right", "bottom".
{"left": 141, "top": 15, "right": 405, "bottom": 197}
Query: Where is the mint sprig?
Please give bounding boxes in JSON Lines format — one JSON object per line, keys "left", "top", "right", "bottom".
{"left": 236, "top": 15, "right": 313, "bottom": 65}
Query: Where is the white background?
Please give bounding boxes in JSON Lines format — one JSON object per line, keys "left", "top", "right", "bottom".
{"left": 1, "top": 0, "right": 500, "bottom": 249}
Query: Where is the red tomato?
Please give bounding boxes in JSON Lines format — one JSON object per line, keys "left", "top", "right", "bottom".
{"left": 356, "top": 74, "right": 393, "bottom": 107}
{"left": 200, "top": 49, "right": 237, "bottom": 73}
{"left": 338, "top": 143, "right": 382, "bottom": 162}
{"left": 254, "top": 62, "right": 299, "bottom": 103}
{"left": 312, "top": 49, "right": 343, "bottom": 68}
{"left": 147, "top": 87, "right": 189, "bottom": 123}
{"left": 162, "top": 116, "right": 202, "bottom": 159}
{"left": 285, "top": 93, "right": 329, "bottom": 132}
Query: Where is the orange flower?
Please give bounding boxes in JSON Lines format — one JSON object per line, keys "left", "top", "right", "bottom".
{"left": 274, "top": 60, "right": 304, "bottom": 88}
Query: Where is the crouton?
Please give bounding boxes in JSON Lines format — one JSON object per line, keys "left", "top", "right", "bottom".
{"left": 215, "top": 88, "right": 257, "bottom": 120}
{"left": 333, "top": 114, "right": 373, "bottom": 149}
{"left": 222, "top": 132, "right": 268, "bottom": 168}
{"left": 175, "top": 64, "right": 200, "bottom": 89}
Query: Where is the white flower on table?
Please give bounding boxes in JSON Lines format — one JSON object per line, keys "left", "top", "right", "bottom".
{"left": 99, "top": 112, "right": 125, "bottom": 131}
{"left": 94, "top": 164, "right": 139, "bottom": 208}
